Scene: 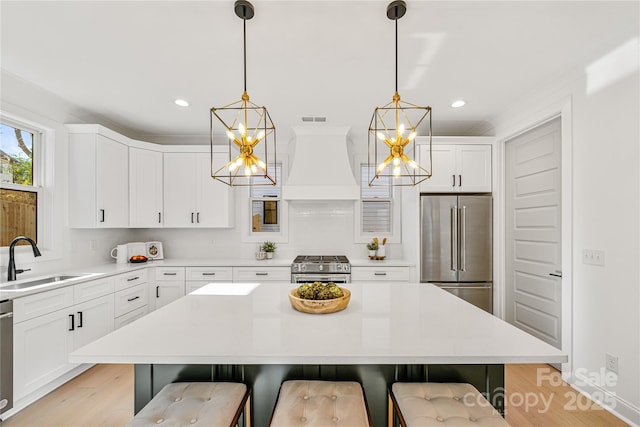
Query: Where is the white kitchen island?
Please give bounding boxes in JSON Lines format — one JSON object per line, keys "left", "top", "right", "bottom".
{"left": 70, "top": 282, "right": 566, "bottom": 426}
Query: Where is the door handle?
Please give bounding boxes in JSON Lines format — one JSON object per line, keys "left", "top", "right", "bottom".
{"left": 202, "top": 272, "right": 216, "bottom": 276}
{"left": 452, "top": 174, "right": 456, "bottom": 187}
{"left": 99, "top": 209, "right": 105, "bottom": 223}
{"left": 549, "top": 271, "right": 563, "bottom": 278}
{"left": 163, "top": 272, "right": 177, "bottom": 276}
{"left": 458, "top": 174, "right": 462, "bottom": 187}
{"left": 158, "top": 212, "right": 161, "bottom": 223}
{"left": 255, "top": 272, "right": 268, "bottom": 276}
{"left": 77, "top": 311, "right": 83, "bottom": 328}
{"left": 374, "top": 272, "right": 387, "bottom": 276}
{"left": 69, "top": 314, "right": 75, "bottom": 331}
{"left": 197, "top": 212, "right": 200, "bottom": 223}
{"left": 127, "top": 276, "right": 140, "bottom": 281}
{"left": 191, "top": 212, "right": 194, "bottom": 223}
{"left": 451, "top": 206, "right": 458, "bottom": 271}
{"left": 127, "top": 296, "right": 140, "bottom": 302}
{"left": 0, "top": 312, "right": 13, "bottom": 320}
{"left": 460, "top": 206, "right": 466, "bottom": 271}
{"left": 156, "top": 285, "right": 160, "bottom": 298}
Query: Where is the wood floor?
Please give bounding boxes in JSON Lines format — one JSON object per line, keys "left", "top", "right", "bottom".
{"left": 1, "top": 364, "right": 628, "bottom": 426}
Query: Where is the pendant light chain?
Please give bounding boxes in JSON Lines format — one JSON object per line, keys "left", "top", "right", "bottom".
{"left": 395, "top": 16, "right": 398, "bottom": 94}
{"left": 243, "top": 14, "right": 247, "bottom": 93}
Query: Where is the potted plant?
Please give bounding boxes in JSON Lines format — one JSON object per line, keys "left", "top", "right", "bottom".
{"left": 366, "top": 240, "right": 379, "bottom": 257}
{"left": 262, "top": 241, "right": 276, "bottom": 259}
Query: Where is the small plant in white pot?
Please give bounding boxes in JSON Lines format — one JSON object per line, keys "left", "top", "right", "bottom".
{"left": 262, "top": 241, "right": 276, "bottom": 259}
{"left": 366, "top": 240, "right": 379, "bottom": 258}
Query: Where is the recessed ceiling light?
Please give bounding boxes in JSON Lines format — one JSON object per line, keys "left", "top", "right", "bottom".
{"left": 174, "top": 99, "right": 190, "bottom": 107}
{"left": 451, "top": 100, "right": 466, "bottom": 108}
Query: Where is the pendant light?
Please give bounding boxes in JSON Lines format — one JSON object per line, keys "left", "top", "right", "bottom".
{"left": 211, "top": 0, "right": 277, "bottom": 186}
{"left": 368, "top": 0, "right": 432, "bottom": 187}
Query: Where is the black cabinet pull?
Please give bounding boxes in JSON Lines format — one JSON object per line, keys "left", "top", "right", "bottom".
{"left": 458, "top": 174, "right": 462, "bottom": 187}
{"left": 99, "top": 209, "right": 105, "bottom": 223}
{"left": 127, "top": 296, "right": 140, "bottom": 302}
{"left": 452, "top": 175, "right": 456, "bottom": 187}
{"left": 197, "top": 212, "right": 200, "bottom": 223}
{"left": 158, "top": 212, "right": 161, "bottom": 223}
{"left": 163, "top": 272, "right": 177, "bottom": 276}
{"left": 69, "top": 314, "right": 75, "bottom": 331}
{"left": 202, "top": 272, "right": 216, "bottom": 276}
{"left": 156, "top": 286, "right": 160, "bottom": 298}
{"left": 77, "top": 311, "right": 83, "bottom": 328}
{"left": 127, "top": 276, "right": 140, "bottom": 282}
{"left": 374, "top": 272, "right": 387, "bottom": 276}
{"left": 191, "top": 212, "right": 194, "bottom": 223}
{"left": 255, "top": 272, "right": 268, "bottom": 276}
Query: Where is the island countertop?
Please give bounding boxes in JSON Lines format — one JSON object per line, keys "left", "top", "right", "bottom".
{"left": 69, "top": 281, "right": 566, "bottom": 365}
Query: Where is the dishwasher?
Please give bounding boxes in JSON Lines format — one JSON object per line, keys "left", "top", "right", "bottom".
{"left": 0, "top": 299, "right": 13, "bottom": 417}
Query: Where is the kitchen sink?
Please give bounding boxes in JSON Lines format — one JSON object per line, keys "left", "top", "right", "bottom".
{"left": 0, "top": 275, "right": 85, "bottom": 290}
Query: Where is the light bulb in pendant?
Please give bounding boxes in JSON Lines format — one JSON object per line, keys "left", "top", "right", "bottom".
{"left": 393, "top": 166, "right": 401, "bottom": 177}
{"left": 398, "top": 123, "right": 405, "bottom": 136}
{"left": 408, "top": 160, "right": 418, "bottom": 169}
{"left": 377, "top": 132, "right": 386, "bottom": 141}
{"left": 239, "top": 123, "right": 246, "bottom": 136}
{"left": 407, "top": 131, "right": 416, "bottom": 141}
{"left": 226, "top": 130, "right": 235, "bottom": 140}
{"left": 393, "top": 157, "right": 401, "bottom": 166}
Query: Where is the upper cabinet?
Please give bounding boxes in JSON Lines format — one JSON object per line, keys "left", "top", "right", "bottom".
{"left": 68, "top": 125, "right": 129, "bottom": 228}
{"left": 129, "top": 145, "right": 163, "bottom": 227}
{"left": 163, "top": 149, "right": 234, "bottom": 228}
{"left": 418, "top": 138, "right": 493, "bottom": 193}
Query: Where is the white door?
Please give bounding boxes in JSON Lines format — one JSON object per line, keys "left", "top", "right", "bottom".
{"left": 195, "top": 152, "right": 232, "bottom": 227}
{"left": 73, "top": 295, "right": 115, "bottom": 350}
{"left": 163, "top": 153, "right": 197, "bottom": 227}
{"left": 154, "top": 282, "right": 185, "bottom": 309}
{"left": 505, "top": 117, "right": 562, "bottom": 349}
{"left": 419, "top": 145, "right": 456, "bottom": 192}
{"left": 96, "top": 135, "right": 129, "bottom": 227}
{"left": 457, "top": 145, "right": 492, "bottom": 192}
{"left": 130, "top": 147, "right": 163, "bottom": 227}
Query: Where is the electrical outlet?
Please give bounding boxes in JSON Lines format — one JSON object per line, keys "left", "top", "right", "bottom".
{"left": 583, "top": 249, "right": 605, "bottom": 266}
{"left": 606, "top": 353, "right": 619, "bottom": 374}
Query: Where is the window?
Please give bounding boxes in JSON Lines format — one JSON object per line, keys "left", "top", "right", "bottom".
{"left": 0, "top": 121, "right": 40, "bottom": 247}
{"left": 360, "top": 164, "right": 392, "bottom": 233}
{"left": 250, "top": 164, "right": 282, "bottom": 233}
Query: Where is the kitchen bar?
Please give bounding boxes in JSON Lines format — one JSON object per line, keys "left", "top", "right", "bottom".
{"left": 70, "top": 281, "right": 566, "bottom": 426}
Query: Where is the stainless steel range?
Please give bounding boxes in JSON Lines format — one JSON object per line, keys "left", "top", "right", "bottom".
{"left": 291, "top": 255, "right": 351, "bottom": 283}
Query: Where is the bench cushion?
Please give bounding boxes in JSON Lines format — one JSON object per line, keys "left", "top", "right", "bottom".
{"left": 271, "top": 380, "right": 370, "bottom": 427}
{"left": 391, "top": 383, "right": 510, "bottom": 427}
{"left": 127, "top": 382, "right": 247, "bottom": 427}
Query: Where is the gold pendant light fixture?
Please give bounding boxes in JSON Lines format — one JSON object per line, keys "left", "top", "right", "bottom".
{"left": 368, "top": 0, "right": 432, "bottom": 187}
{"left": 211, "top": 0, "right": 277, "bottom": 186}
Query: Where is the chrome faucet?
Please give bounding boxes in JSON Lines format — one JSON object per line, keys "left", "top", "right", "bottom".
{"left": 8, "top": 236, "right": 41, "bottom": 281}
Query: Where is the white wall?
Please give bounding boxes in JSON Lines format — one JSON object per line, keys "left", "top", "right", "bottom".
{"left": 491, "top": 40, "right": 640, "bottom": 424}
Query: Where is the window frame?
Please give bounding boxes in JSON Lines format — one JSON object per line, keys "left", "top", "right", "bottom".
{"left": 0, "top": 112, "right": 54, "bottom": 255}
{"left": 240, "top": 157, "right": 289, "bottom": 244}
{"left": 354, "top": 156, "right": 402, "bottom": 244}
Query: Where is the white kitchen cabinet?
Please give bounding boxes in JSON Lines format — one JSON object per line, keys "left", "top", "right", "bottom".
{"left": 130, "top": 146, "right": 163, "bottom": 227}
{"left": 351, "top": 266, "right": 410, "bottom": 282}
{"left": 152, "top": 267, "right": 185, "bottom": 310}
{"left": 418, "top": 143, "right": 492, "bottom": 193}
{"left": 186, "top": 266, "right": 233, "bottom": 293}
{"left": 13, "top": 284, "right": 114, "bottom": 400}
{"left": 232, "top": 266, "right": 291, "bottom": 282}
{"left": 68, "top": 126, "right": 129, "bottom": 228}
{"left": 114, "top": 283, "right": 147, "bottom": 318}
{"left": 163, "top": 150, "right": 234, "bottom": 228}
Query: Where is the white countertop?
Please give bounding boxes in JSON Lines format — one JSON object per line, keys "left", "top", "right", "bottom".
{"left": 70, "top": 281, "right": 566, "bottom": 365}
{"left": 0, "top": 257, "right": 414, "bottom": 299}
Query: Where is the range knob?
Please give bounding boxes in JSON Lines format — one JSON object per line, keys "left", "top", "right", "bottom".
{"left": 319, "top": 264, "right": 323, "bottom": 271}
{"left": 301, "top": 264, "right": 306, "bottom": 272}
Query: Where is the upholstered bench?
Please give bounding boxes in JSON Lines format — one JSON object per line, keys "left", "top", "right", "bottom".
{"left": 126, "top": 382, "right": 250, "bottom": 427}
{"left": 389, "top": 382, "right": 510, "bottom": 427}
{"left": 270, "top": 380, "right": 372, "bottom": 427}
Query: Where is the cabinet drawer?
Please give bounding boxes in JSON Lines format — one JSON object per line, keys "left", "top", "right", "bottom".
{"left": 114, "top": 283, "right": 147, "bottom": 317}
{"left": 74, "top": 277, "right": 114, "bottom": 304}
{"left": 155, "top": 267, "right": 185, "bottom": 281}
{"left": 233, "top": 267, "right": 290, "bottom": 282}
{"left": 114, "top": 270, "right": 147, "bottom": 292}
{"left": 114, "top": 305, "right": 147, "bottom": 329}
{"left": 186, "top": 267, "right": 233, "bottom": 281}
{"left": 351, "top": 267, "right": 410, "bottom": 282}
{"left": 14, "top": 287, "right": 74, "bottom": 323}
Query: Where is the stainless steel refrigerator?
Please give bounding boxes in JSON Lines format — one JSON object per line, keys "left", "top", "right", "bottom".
{"left": 420, "top": 194, "right": 493, "bottom": 313}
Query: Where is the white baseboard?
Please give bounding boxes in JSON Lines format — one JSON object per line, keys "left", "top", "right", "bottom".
{"left": 571, "top": 374, "right": 640, "bottom": 427}
{"left": 0, "top": 364, "right": 94, "bottom": 422}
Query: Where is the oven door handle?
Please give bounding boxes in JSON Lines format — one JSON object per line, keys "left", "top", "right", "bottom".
{"left": 292, "top": 274, "right": 350, "bottom": 283}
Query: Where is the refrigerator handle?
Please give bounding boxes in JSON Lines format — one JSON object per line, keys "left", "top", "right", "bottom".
{"left": 460, "top": 205, "right": 466, "bottom": 271}
{"left": 451, "top": 206, "right": 458, "bottom": 271}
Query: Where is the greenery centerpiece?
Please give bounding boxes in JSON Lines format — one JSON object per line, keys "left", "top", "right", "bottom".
{"left": 262, "top": 241, "right": 276, "bottom": 259}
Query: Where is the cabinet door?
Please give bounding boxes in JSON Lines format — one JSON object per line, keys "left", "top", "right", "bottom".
{"left": 130, "top": 147, "right": 163, "bottom": 227}
{"left": 418, "top": 145, "right": 457, "bottom": 192}
{"left": 163, "top": 153, "right": 197, "bottom": 227}
{"left": 96, "top": 135, "right": 129, "bottom": 227}
{"left": 14, "top": 309, "right": 74, "bottom": 400}
{"left": 73, "top": 294, "right": 115, "bottom": 350}
{"left": 457, "top": 145, "right": 492, "bottom": 192}
{"left": 153, "top": 281, "right": 185, "bottom": 309}
{"left": 195, "top": 152, "right": 233, "bottom": 227}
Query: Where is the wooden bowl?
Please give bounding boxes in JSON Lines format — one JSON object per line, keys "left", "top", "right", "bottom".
{"left": 288, "top": 288, "right": 351, "bottom": 314}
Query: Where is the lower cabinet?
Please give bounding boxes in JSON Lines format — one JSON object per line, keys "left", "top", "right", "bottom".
{"left": 13, "top": 291, "right": 114, "bottom": 400}
{"left": 232, "top": 266, "right": 291, "bottom": 282}
{"left": 152, "top": 267, "right": 185, "bottom": 310}
{"left": 351, "top": 266, "right": 410, "bottom": 282}
{"left": 186, "top": 266, "right": 233, "bottom": 293}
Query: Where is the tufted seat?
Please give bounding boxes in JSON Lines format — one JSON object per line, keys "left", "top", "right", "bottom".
{"left": 389, "top": 383, "right": 510, "bottom": 427}
{"left": 270, "top": 380, "right": 372, "bottom": 427}
{"left": 126, "top": 382, "right": 250, "bottom": 427}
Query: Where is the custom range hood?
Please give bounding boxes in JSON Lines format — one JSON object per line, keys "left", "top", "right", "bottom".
{"left": 282, "top": 126, "right": 360, "bottom": 200}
